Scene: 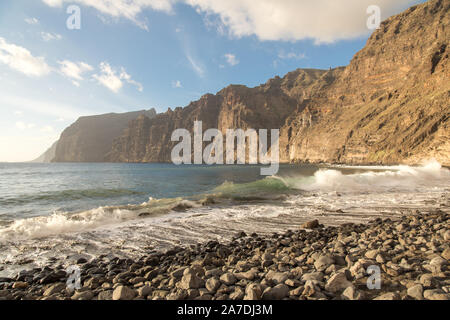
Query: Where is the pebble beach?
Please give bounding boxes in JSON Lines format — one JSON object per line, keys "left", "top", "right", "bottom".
{"left": 1, "top": 210, "right": 448, "bottom": 301}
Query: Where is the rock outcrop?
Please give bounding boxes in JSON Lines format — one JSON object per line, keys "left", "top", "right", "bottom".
{"left": 52, "top": 109, "right": 156, "bottom": 162}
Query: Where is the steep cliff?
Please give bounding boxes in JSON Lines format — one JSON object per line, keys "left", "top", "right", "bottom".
{"left": 69, "top": 0, "right": 449, "bottom": 166}
{"left": 106, "top": 69, "right": 326, "bottom": 162}
{"left": 53, "top": 109, "right": 157, "bottom": 162}
{"left": 279, "top": 0, "right": 449, "bottom": 165}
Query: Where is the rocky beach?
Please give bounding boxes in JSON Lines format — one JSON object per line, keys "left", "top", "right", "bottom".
{"left": 1, "top": 210, "right": 448, "bottom": 301}
{"left": 0, "top": 0, "right": 448, "bottom": 305}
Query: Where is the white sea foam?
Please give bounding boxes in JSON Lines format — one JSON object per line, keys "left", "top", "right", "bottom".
{"left": 291, "top": 160, "right": 449, "bottom": 192}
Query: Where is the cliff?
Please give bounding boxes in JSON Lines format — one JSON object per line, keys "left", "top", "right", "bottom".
{"left": 52, "top": 109, "right": 157, "bottom": 162}
{"left": 58, "top": 0, "right": 449, "bottom": 166}
{"left": 279, "top": 0, "right": 449, "bottom": 165}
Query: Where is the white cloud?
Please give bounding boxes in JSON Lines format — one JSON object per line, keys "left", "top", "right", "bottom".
{"left": 172, "top": 80, "right": 183, "bottom": 88}
{"left": 224, "top": 53, "right": 239, "bottom": 66}
{"left": 25, "top": 17, "right": 39, "bottom": 25}
{"left": 185, "top": 0, "right": 419, "bottom": 43}
{"left": 0, "top": 37, "right": 51, "bottom": 77}
{"left": 278, "top": 52, "right": 306, "bottom": 60}
{"left": 93, "top": 62, "right": 123, "bottom": 92}
{"left": 41, "top": 0, "right": 419, "bottom": 42}
{"left": 93, "top": 62, "right": 142, "bottom": 93}
{"left": 41, "top": 125, "right": 54, "bottom": 133}
{"left": 42, "top": 0, "right": 176, "bottom": 30}
{"left": 186, "top": 53, "right": 205, "bottom": 77}
{"left": 58, "top": 60, "right": 93, "bottom": 85}
{"left": 16, "top": 121, "right": 35, "bottom": 130}
{"left": 120, "top": 68, "right": 144, "bottom": 92}
{"left": 41, "top": 32, "right": 62, "bottom": 42}
{"left": 14, "top": 110, "right": 23, "bottom": 116}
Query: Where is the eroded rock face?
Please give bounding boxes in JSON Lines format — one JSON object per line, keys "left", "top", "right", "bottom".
{"left": 61, "top": 0, "right": 449, "bottom": 166}
{"left": 53, "top": 109, "right": 157, "bottom": 162}
{"left": 279, "top": 0, "right": 449, "bottom": 166}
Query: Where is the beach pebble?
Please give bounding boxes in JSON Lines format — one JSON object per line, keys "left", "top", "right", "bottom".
{"left": 113, "top": 286, "right": 136, "bottom": 300}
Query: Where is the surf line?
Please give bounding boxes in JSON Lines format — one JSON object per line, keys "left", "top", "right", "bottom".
{"left": 171, "top": 121, "right": 280, "bottom": 176}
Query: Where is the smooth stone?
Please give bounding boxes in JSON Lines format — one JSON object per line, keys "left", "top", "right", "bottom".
{"left": 373, "top": 292, "right": 400, "bottom": 300}
{"left": 220, "top": 273, "right": 237, "bottom": 285}
{"left": 179, "top": 273, "right": 205, "bottom": 290}
{"left": 97, "top": 290, "right": 113, "bottom": 300}
{"left": 113, "top": 286, "right": 136, "bottom": 300}
{"left": 205, "top": 278, "right": 221, "bottom": 293}
{"left": 71, "top": 290, "right": 94, "bottom": 300}
{"left": 301, "top": 220, "right": 319, "bottom": 229}
{"left": 325, "top": 272, "right": 352, "bottom": 293}
{"left": 44, "top": 283, "right": 66, "bottom": 296}
{"left": 262, "top": 284, "right": 289, "bottom": 300}
{"left": 341, "top": 286, "right": 361, "bottom": 300}
{"left": 407, "top": 284, "right": 423, "bottom": 300}
{"left": 265, "top": 271, "right": 288, "bottom": 284}
{"left": 423, "top": 289, "right": 449, "bottom": 300}
{"left": 244, "top": 283, "right": 263, "bottom": 300}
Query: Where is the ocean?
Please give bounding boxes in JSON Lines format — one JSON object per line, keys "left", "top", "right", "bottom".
{"left": 0, "top": 161, "right": 449, "bottom": 277}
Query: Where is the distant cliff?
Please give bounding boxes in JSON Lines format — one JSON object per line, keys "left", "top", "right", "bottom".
{"left": 54, "top": 0, "right": 449, "bottom": 166}
{"left": 52, "top": 109, "right": 156, "bottom": 162}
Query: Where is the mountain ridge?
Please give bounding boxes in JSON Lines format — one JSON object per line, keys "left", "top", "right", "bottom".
{"left": 48, "top": 0, "right": 449, "bottom": 166}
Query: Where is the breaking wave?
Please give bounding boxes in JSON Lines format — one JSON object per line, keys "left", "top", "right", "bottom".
{"left": 0, "top": 161, "right": 448, "bottom": 240}
{"left": 290, "top": 160, "right": 449, "bottom": 192}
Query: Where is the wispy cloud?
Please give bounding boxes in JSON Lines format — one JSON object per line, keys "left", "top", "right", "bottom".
{"left": 93, "top": 62, "right": 143, "bottom": 93}
{"left": 186, "top": 53, "right": 205, "bottom": 77}
{"left": 172, "top": 80, "right": 183, "bottom": 88}
{"left": 42, "top": 0, "right": 176, "bottom": 30}
{"left": 58, "top": 60, "right": 93, "bottom": 86}
{"left": 15, "top": 121, "right": 36, "bottom": 130}
{"left": 0, "top": 37, "right": 51, "bottom": 77}
{"left": 40, "top": 125, "right": 54, "bottom": 133}
{"left": 41, "top": 32, "right": 62, "bottom": 42}
{"left": 224, "top": 53, "right": 239, "bottom": 66}
{"left": 120, "top": 68, "right": 143, "bottom": 92}
{"left": 278, "top": 52, "right": 306, "bottom": 60}
{"left": 25, "top": 17, "right": 39, "bottom": 25}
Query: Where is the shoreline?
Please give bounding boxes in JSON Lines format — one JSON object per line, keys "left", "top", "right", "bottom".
{"left": 1, "top": 210, "right": 448, "bottom": 301}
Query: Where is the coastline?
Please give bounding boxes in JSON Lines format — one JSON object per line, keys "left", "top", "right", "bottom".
{"left": 1, "top": 210, "right": 448, "bottom": 301}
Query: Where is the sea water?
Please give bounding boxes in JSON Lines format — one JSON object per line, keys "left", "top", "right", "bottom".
{"left": 0, "top": 161, "right": 448, "bottom": 277}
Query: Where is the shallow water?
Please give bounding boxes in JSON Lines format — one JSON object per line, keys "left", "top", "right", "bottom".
{"left": 0, "top": 161, "right": 449, "bottom": 277}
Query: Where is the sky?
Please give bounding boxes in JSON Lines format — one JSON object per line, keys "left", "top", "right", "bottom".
{"left": 0, "top": 0, "right": 425, "bottom": 162}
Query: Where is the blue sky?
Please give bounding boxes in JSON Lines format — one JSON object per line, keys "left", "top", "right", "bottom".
{"left": 0, "top": 0, "right": 424, "bottom": 161}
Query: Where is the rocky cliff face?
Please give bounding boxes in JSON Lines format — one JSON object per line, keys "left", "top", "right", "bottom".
{"left": 70, "top": 0, "right": 449, "bottom": 166}
{"left": 279, "top": 0, "right": 449, "bottom": 165}
{"left": 53, "top": 109, "right": 156, "bottom": 162}
{"left": 106, "top": 69, "right": 326, "bottom": 162}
